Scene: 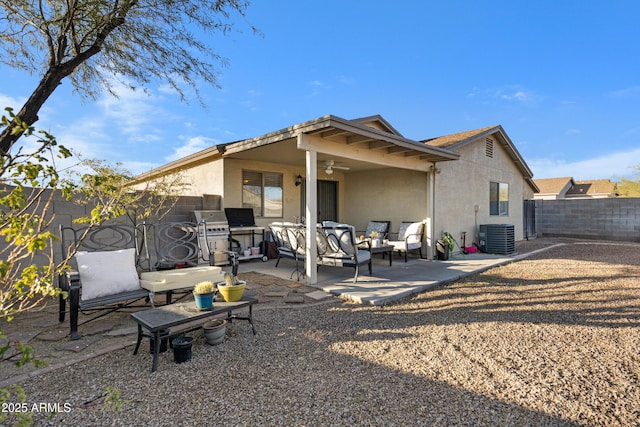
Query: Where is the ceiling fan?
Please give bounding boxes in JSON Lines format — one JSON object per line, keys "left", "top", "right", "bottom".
{"left": 323, "top": 160, "right": 350, "bottom": 175}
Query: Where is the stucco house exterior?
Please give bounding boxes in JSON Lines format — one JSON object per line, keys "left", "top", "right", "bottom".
{"left": 135, "top": 114, "right": 537, "bottom": 284}
{"left": 424, "top": 125, "right": 537, "bottom": 249}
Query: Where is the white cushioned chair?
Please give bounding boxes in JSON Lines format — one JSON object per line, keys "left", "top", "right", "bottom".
{"left": 388, "top": 221, "right": 424, "bottom": 262}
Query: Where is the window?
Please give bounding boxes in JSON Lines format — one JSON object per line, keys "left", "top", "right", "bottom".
{"left": 490, "top": 182, "right": 509, "bottom": 216}
{"left": 242, "top": 170, "right": 283, "bottom": 218}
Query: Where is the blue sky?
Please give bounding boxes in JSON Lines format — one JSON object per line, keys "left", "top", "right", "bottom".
{"left": 2, "top": 1, "right": 639, "bottom": 181}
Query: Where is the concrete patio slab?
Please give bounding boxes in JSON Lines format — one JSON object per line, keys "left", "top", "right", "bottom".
{"left": 241, "top": 252, "right": 516, "bottom": 306}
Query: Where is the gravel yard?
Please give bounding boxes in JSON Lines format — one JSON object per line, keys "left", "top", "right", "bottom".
{"left": 5, "top": 240, "right": 640, "bottom": 426}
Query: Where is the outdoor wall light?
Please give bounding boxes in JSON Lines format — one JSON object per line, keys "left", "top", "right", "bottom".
{"left": 295, "top": 174, "right": 303, "bottom": 186}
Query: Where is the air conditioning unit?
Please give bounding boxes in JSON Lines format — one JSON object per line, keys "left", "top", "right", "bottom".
{"left": 478, "top": 224, "right": 515, "bottom": 255}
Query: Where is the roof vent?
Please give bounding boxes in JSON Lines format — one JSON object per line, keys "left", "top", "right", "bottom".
{"left": 485, "top": 138, "right": 494, "bottom": 158}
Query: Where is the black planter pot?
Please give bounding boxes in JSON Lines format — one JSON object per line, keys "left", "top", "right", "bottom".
{"left": 436, "top": 239, "right": 449, "bottom": 260}
{"left": 149, "top": 329, "right": 169, "bottom": 354}
{"left": 172, "top": 336, "right": 193, "bottom": 363}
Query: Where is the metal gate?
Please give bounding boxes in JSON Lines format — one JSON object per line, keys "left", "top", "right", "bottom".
{"left": 523, "top": 199, "right": 536, "bottom": 240}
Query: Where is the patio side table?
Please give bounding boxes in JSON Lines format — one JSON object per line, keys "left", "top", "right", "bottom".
{"left": 131, "top": 298, "right": 257, "bottom": 372}
{"left": 369, "top": 244, "right": 394, "bottom": 266}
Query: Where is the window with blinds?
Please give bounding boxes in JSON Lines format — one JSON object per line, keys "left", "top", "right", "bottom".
{"left": 242, "top": 170, "right": 283, "bottom": 218}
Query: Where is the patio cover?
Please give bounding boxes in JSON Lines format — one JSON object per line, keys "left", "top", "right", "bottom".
{"left": 223, "top": 115, "right": 460, "bottom": 284}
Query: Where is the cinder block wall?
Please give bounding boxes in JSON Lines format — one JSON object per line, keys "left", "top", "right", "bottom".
{"left": 1, "top": 188, "right": 205, "bottom": 267}
{"left": 535, "top": 198, "right": 640, "bottom": 242}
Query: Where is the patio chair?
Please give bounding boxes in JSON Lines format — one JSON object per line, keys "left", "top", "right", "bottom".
{"left": 363, "top": 220, "right": 391, "bottom": 240}
{"left": 318, "top": 222, "right": 372, "bottom": 283}
{"left": 269, "top": 222, "right": 306, "bottom": 279}
{"left": 388, "top": 221, "right": 424, "bottom": 262}
{"left": 357, "top": 220, "right": 391, "bottom": 248}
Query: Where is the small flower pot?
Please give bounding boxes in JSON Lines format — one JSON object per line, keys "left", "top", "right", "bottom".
{"left": 203, "top": 319, "right": 227, "bottom": 345}
{"left": 193, "top": 292, "right": 214, "bottom": 310}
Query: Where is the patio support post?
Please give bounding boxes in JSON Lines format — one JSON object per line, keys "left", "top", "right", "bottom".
{"left": 300, "top": 135, "right": 318, "bottom": 285}
{"left": 426, "top": 164, "right": 437, "bottom": 259}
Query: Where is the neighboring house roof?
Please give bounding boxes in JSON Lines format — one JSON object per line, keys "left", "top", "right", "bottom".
{"left": 533, "top": 177, "right": 575, "bottom": 197}
{"left": 423, "top": 125, "right": 539, "bottom": 192}
{"left": 533, "top": 177, "right": 618, "bottom": 199}
{"left": 566, "top": 179, "right": 618, "bottom": 198}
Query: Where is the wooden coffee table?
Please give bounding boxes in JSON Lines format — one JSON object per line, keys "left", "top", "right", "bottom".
{"left": 131, "top": 298, "right": 257, "bottom": 372}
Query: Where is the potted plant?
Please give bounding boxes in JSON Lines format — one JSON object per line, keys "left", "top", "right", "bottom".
{"left": 216, "top": 272, "right": 246, "bottom": 302}
{"left": 193, "top": 281, "right": 215, "bottom": 310}
{"left": 369, "top": 231, "right": 380, "bottom": 247}
{"left": 437, "top": 232, "right": 457, "bottom": 260}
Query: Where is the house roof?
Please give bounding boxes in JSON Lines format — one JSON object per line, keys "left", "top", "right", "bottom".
{"left": 135, "top": 116, "right": 536, "bottom": 192}
{"left": 422, "top": 125, "right": 497, "bottom": 148}
{"left": 533, "top": 177, "right": 575, "bottom": 195}
{"left": 136, "top": 114, "right": 461, "bottom": 181}
{"left": 423, "top": 125, "right": 539, "bottom": 192}
{"left": 566, "top": 179, "right": 618, "bottom": 197}
{"left": 223, "top": 114, "right": 459, "bottom": 163}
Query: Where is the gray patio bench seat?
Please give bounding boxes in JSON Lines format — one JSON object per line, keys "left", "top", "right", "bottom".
{"left": 318, "top": 222, "right": 372, "bottom": 283}
{"left": 268, "top": 221, "right": 372, "bottom": 283}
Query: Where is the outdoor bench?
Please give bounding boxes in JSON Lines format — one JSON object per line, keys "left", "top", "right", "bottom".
{"left": 58, "top": 221, "right": 224, "bottom": 340}
{"left": 269, "top": 222, "right": 372, "bottom": 283}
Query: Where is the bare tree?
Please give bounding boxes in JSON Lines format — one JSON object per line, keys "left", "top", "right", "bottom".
{"left": 0, "top": 0, "right": 254, "bottom": 154}
{"left": 616, "top": 165, "right": 640, "bottom": 197}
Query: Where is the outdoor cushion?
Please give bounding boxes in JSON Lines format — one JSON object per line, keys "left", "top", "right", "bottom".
{"left": 75, "top": 248, "right": 140, "bottom": 301}
{"left": 322, "top": 221, "right": 356, "bottom": 255}
{"left": 318, "top": 249, "right": 371, "bottom": 267}
{"left": 395, "top": 222, "right": 423, "bottom": 246}
{"left": 364, "top": 221, "right": 390, "bottom": 238}
{"left": 140, "top": 266, "right": 224, "bottom": 293}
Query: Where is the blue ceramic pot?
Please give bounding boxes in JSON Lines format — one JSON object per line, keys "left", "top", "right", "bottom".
{"left": 193, "top": 292, "right": 214, "bottom": 310}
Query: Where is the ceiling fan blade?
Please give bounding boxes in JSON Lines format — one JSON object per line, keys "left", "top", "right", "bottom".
{"left": 322, "top": 159, "right": 350, "bottom": 171}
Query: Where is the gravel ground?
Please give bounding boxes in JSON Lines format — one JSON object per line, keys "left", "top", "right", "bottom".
{"left": 4, "top": 239, "right": 640, "bottom": 426}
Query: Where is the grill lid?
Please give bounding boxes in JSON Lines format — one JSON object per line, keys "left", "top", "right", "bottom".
{"left": 193, "top": 210, "right": 225, "bottom": 224}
